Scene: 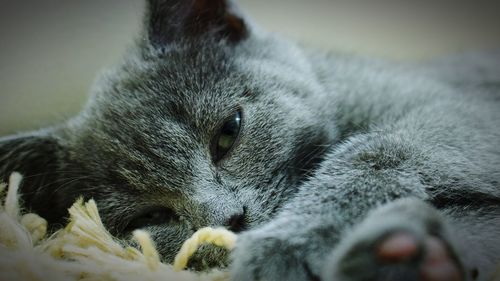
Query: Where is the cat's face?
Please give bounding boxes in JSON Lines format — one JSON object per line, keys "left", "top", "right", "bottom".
{"left": 0, "top": 0, "right": 334, "bottom": 269}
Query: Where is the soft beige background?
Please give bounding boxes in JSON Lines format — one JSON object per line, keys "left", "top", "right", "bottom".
{"left": 1, "top": 0, "right": 499, "bottom": 135}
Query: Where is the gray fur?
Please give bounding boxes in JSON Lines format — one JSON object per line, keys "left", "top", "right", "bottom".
{"left": 1, "top": 1, "right": 499, "bottom": 280}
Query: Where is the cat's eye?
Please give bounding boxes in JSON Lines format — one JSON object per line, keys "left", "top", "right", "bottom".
{"left": 212, "top": 110, "right": 242, "bottom": 163}
{"left": 125, "top": 207, "right": 178, "bottom": 231}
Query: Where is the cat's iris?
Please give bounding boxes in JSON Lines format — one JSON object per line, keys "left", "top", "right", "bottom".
{"left": 213, "top": 110, "right": 242, "bottom": 163}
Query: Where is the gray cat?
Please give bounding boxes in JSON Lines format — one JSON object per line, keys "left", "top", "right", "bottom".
{"left": 1, "top": 1, "right": 499, "bottom": 281}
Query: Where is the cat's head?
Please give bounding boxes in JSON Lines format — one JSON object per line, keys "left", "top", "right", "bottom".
{"left": 0, "top": 0, "right": 335, "bottom": 269}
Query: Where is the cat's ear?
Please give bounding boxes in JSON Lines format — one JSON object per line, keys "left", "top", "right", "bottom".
{"left": 0, "top": 133, "right": 65, "bottom": 211}
{"left": 144, "top": 0, "right": 249, "bottom": 47}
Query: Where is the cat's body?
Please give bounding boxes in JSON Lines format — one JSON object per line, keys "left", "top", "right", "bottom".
{"left": 1, "top": 1, "right": 499, "bottom": 280}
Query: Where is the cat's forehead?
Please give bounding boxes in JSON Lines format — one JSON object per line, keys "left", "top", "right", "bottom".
{"left": 90, "top": 37, "right": 312, "bottom": 131}
{"left": 148, "top": 50, "right": 247, "bottom": 121}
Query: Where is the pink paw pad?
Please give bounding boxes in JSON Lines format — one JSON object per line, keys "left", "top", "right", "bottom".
{"left": 377, "top": 233, "right": 463, "bottom": 281}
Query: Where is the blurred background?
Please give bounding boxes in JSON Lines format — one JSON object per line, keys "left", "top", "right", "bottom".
{"left": 1, "top": 0, "right": 499, "bottom": 135}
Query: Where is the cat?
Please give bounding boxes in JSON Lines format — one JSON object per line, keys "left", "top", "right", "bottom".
{"left": 1, "top": 1, "right": 499, "bottom": 280}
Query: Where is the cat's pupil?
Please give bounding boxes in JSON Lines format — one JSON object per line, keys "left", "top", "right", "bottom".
{"left": 214, "top": 111, "right": 241, "bottom": 162}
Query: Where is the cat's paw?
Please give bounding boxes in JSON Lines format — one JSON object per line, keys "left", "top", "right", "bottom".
{"left": 230, "top": 217, "right": 332, "bottom": 281}
{"left": 377, "top": 232, "right": 462, "bottom": 281}
{"left": 323, "top": 198, "right": 466, "bottom": 281}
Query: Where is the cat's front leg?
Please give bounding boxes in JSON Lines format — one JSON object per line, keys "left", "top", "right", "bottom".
{"left": 323, "top": 198, "right": 466, "bottom": 281}
{"left": 232, "top": 133, "right": 428, "bottom": 281}
{"left": 229, "top": 130, "right": 489, "bottom": 281}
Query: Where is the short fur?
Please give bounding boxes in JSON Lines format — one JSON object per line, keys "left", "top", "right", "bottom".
{"left": 1, "top": 1, "right": 499, "bottom": 280}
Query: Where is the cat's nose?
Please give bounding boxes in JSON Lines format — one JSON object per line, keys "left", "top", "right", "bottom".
{"left": 224, "top": 208, "right": 247, "bottom": 233}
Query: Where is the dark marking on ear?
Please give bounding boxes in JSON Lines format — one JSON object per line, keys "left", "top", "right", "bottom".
{"left": 146, "top": 0, "right": 248, "bottom": 47}
{"left": 219, "top": 5, "right": 248, "bottom": 42}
